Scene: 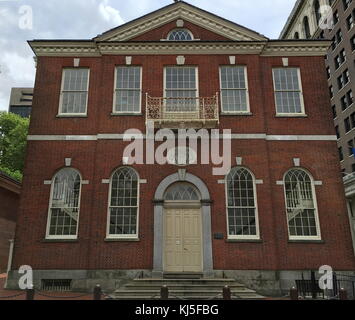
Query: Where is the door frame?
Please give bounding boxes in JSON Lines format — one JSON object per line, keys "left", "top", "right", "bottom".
{"left": 153, "top": 171, "right": 213, "bottom": 278}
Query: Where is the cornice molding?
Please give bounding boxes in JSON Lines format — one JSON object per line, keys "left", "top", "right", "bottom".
{"left": 94, "top": 2, "right": 266, "bottom": 42}
{"left": 29, "top": 40, "right": 330, "bottom": 57}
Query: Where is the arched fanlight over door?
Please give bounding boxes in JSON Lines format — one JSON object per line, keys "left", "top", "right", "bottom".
{"left": 164, "top": 183, "right": 200, "bottom": 201}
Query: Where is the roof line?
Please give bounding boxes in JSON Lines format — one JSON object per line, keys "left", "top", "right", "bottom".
{"left": 279, "top": 0, "right": 304, "bottom": 39}
{"left": 0, "top": 171, "right": 21, "bottom": 185}
{"left": 93, "top": 0, "right": 268, "bottom": 41}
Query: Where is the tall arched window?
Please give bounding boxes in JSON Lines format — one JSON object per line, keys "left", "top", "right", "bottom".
{"left": 226, "top": 167, "right": 259, "bottom": 239}
{"left": 303, "top": 16, "right": 311, "bottom": 39}
{"left": 284, "top": 169, "right": 321, "bottom": 239}
{"left": 314, "top": 0, "right": 321, "bottom": 25}
{"left": 167, "top": 29, "right": 193, "bottom": 41}
{"left": 294, "top": 32, "right": 300, "bottom": 39}
{"left": 107, "top": 167, "right": 139, "bottom": 238}
{"left": 46, "top": 168, "right": 81, "bottom": 239}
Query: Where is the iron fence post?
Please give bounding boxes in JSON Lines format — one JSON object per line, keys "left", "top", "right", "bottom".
{"left": 311, "top": 271, "right": 317, "bottom": 299}
{"left": 161, "top": 285, "right": 169, "bottom": 300}
{"left": 93, "top": 284, "right": 102, "bottom": 300}
{"left": 290, "top": 287, "right": 299, "bottom": 300}
{"left": 223, "top": 285, "right": 231, "bottom": 300}
{"left": 339, "top": 288, "right": 348, "bottom": 300}
{"left": 26, "top": 285, "right": 35, "bottom": 300}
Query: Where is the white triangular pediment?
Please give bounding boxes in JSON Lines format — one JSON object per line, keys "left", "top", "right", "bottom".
{"left": 94, "top": 1, "right": 267, "bottom": 42}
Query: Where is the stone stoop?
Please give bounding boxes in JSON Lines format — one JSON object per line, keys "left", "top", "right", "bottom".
{"left": 108, "top": 278, "right": 265, "bottom": 300}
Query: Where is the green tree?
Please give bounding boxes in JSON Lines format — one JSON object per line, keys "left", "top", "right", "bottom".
{"left": 0, "top": 112, "right": 29, "bottom": 181}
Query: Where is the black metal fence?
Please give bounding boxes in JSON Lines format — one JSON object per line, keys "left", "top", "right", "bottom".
{"left": 294, "top": 271, "right": 355, "bottom": 300}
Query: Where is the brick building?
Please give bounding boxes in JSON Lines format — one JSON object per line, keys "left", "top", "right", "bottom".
{"left": 0, "top": 171, "right": 20, "bottom": 273}
{"left": 6, "top": 1, "right": 355, "bottom": 295}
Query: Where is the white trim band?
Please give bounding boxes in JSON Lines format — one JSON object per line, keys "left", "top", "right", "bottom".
{"left": 28, "top": 134, "right": 338, "bottom": 141}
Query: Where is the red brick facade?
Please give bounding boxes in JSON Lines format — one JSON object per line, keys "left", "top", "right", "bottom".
{"left": 9, "top": 2, "right": 355, "bottom": 291}
{"left": 0, "top": 173, "right": 20, "bottom": 272}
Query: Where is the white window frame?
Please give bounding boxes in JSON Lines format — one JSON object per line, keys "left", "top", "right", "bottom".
{"left": 272, "top": 67, "right": 306, "bottom": 116}
{"left": 45, "top": 168, "right": 82, "bottom": 240}
{"left": 163, "top": 66, "right": 199, "bottom": 113}
{"left": 112, "top": 66, "right": 142, "bottom": 114}
{"left": 167, "top": 29, "right": 194, "bottom": 41}
{"left": 283, "top": 168, "right": 322, "bottom": 241}
{"left": 58, "top": 68, "right": 90, "bottom": 116}
{"left": 225, "top": 167, "right": 261, "bottom": 240}
{"left": 106, "top": 167, "right": 140, "bottom": 240}
{"left": 219, "top": 66, "right": 250, "bottom": 114}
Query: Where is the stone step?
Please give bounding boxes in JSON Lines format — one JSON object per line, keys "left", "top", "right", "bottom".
{"left": 125, "top": 284, "right": 246, "bottom": 290}
{"left": 132, "top": 278, "right": 238, "bottom": 284}
{"left": 109, "top": 278, "right": 264, "bottom": 300}
{"left": 107, "top": 295, "right": 264, "bottom": 300}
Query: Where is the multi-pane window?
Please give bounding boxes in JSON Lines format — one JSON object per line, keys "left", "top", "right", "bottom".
{"left": 347, "top": 12, "right": 354, "bottom": 30}
{"left": 336, "top": 29, "right": 343, "bottom": 44}
{"left": 351, "top": 112, "right": 355, "bottom": 127}
{"left": 341, "top": 90, "right": 353, "bottom": 110}
{"left": 339, "top": 147, "right": 344, "bottom": 161}
{"left": 335, "top": 49, "right": 346, "bottom": 69}
{"left": 343, "top": 0, "right": 352, "bottom": 10}
{"left": 226, "top": 167, "right": 259, "bottom": 239}
{"left": 59, "top": 69, "right": 89, "bottom": 115}
{"left": 333, "top": 10, "right": 339, "bottom": 25}
{"left": 108, "top": 167, "right": 139, "bottom": 238}
{"left": 348, "top": 140, "right": 354, "bottom": 156}
{"left": 326, "top": 67, "right": 331, "bottom": 79}
{"left": 164, "top": 183, "right": 200, "bottom": 201}
{"left": 335, "top": 125, "right": 340, "bottom": 139}
{"left": 314, "top": 0, "right": 321, "bottom": 25}
{"left": 338, "top": 69, "right": 350, "bottom": 89}
{"left": 332, "top": 105, "right": 337, "bottom": 119}
{"left": 164, "top": 67, "right": 198, "bottom": 112}
{"left": 114, "top": 67, "right": 142, "bottom": 113}
{"left": 284, "top": 169, "right": 320, "bottom": 239}
{"left": 273, "top": 68, "right": 304, "bottom": 115}
{"left": 303, "top": 16, "right": 311, "bottom": 39}
{"left": 351, "top": 35, "right": 355, "bottom": 51}
{"left": 220, "top": 66, "right": 249, "bottom": 113}
{"left": 167, "top": 29, "right": 193, "bottom": 41}
{"left": 46, "top": 168, "right": 81, "bottom": 239}
{"left": 345, "top": 117, "right": 352, "bottom": 132}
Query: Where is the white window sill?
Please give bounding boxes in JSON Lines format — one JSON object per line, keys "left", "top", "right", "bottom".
{"left": 110, "top": 113, "right": 143, "bottom": 116}
{"left": 43, "top": 237, "right": 78, "bottom": 242}
{"left": 105, "top": 237, "right": 140, "bottom": 242}
{"left": 275, "top": 114, "right": 308, "bottom": 118}
{"left": 288, "top": 238, "right": 323, "bottom": 243}
{"left": 221, "top": 112, "right": 253, "bottom": 116}
{"left": 226, "top": 238, "right": 262, "bottom": 243}
{"left": 56, "top": 114, "right": 87, "bottom": 118}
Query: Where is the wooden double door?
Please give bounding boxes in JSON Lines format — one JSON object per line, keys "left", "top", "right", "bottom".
{"left": 164, "top": 208, "right": 203, "bottom": 273}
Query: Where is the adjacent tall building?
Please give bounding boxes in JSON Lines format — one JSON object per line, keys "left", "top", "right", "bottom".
{"left": 8, "top": 88, "right": 33, "bottom": 118}
{"left": 280, "top": 0, "right": 355, "bottom": 257}
{"left": 6, "top": 1, "right": 355, "bottom": 296}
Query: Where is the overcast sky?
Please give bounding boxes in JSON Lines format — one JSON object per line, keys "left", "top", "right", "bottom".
{"left": 0, "top": 0, "right": 296, "bottom": 111}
